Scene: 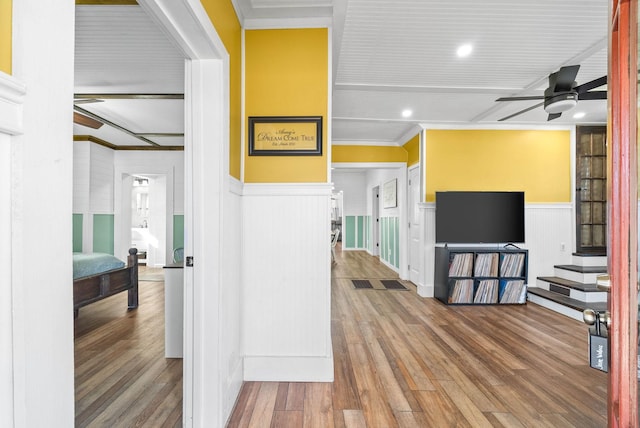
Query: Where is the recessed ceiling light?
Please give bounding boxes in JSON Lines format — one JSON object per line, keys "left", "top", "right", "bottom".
{"left": 573, "top": 112, "right": 586, "bottom": 119}
{"left": 402, "top": 109, "right": 413, "bottom": 118}
{"left": 456, "top": 44, "right": 473, "bottom": 58}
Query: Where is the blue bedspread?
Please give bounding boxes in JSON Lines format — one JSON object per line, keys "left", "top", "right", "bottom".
{"left": 73, "top": 253, "right": 126, "bottom": 280}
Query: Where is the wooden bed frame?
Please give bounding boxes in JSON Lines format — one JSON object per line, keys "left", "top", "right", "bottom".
{"left": 73, "top": 248, "right": 139, "bottom": 317}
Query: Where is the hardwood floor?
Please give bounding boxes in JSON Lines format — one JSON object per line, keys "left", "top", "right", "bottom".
{"left": 74, "top": 248, "right": 608, "bottom": 427}
{"left": 74, "top": 267, "right": 182, "bottom": 428}
{"left": 227, "top": 244, "right": 608, "bottom": 427}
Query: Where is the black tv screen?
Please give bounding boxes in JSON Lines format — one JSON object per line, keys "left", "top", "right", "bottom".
{"left": 435, "top": 191, "right": 525, "bottom": 244}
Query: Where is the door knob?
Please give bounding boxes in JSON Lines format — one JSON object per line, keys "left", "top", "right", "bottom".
{"left": 583, "top": 308, "right": 611, "bottom": 335}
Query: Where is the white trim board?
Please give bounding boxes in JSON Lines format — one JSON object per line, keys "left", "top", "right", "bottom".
{"left": 0, "top": 73, "right": 26, "bottom": 135}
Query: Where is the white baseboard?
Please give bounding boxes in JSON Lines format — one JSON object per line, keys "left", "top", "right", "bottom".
{"left": 243, "top": 356, "right": 334, "bottom": 382}
{"left": 417, "top": 284, "right": 433, "bottom": 298}
{"left": 223, "top": 359, "right": 244, "bottom": 423}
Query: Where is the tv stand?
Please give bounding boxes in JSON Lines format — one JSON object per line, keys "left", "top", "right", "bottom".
{"left": 434, "top": 246, "right": 528, "bottom": 305}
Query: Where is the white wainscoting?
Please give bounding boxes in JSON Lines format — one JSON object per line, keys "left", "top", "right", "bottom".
{"left": 418, "top": 203, "right": 573, "bottom": 298}
{"left": 221, "top": 179, "right": 243, "bottom": 418}
{"left": 90, "top": 144, "right": 115, "bottom": 213}
{"left": 524, "top": 204, "right": 574, "bottom": 281}
{"left": 242, "top": 183, "right": 333, "bottom": 381}
{"left": 0, "top": 133, "right": 13, "bottom": 427}
{"left": 418, "top": 204, "right": 435, "bottom": 297}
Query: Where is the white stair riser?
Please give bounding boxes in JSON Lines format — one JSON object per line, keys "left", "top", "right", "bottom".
{"left": 553, "top": 269, "right": 605, "bottom": 284}
{"left": 535, "top": 280, "right": 607, "bottom": 303}
{"left": 571, "top": 256, "right": 607, "bottom": 267}
{"left": 527, "top": 294, "right": 583, "bottom": 322}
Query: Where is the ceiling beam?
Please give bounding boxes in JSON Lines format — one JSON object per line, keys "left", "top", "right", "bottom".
{"left": 135, "top": 133, "right": 184, "bottom": 137}
{"left": 75, "top": 1, "right": 138, "bottom": 5}
{"left": 74, "top": 135, "right": 183, "bottom": 151}
{"left": 73, "top": 105, "right": 161, "bottom": 146}
{"left": 74, "top": 93, "right": 183, "bottom": 100}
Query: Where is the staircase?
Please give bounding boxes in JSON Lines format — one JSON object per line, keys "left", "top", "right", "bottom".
{"left": 527, "top": 254, "right": 608, "bottom": 322}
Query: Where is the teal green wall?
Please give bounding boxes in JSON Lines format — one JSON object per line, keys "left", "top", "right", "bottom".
{"left": 344, "top": 215, "right": 371, "bottom": 251}
{"left": 72, "top": 214, "right": 83, "bottom": 252}
{"left": 345, "top": 216, "right": 356, "bottom": 248}
{"left": 380, "top": 216, "right": 399, "bottom": 269}
{"left": 173, "top": 215, "right": 184, "bottom": 250}
{"left": 93, "top": 214, "right": 114, "bottom": 254}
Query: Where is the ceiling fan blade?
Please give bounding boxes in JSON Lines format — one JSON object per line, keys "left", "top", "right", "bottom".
{"left": 73, "top": 98, "right": 105, "bottom": 105}
{"left": 547, "top": 113, "right": 562, "bottom": 121}
{"left": 74, "top": 112, "right": 103, "bottom": 129}
{"left": 574, "top": 75, "right": 607, "bottom": 93}
{"left": 498, "top": 101, "right": 545, "bottom": 121}
{"left": 552, "top": 65, "right": 580, "bottom": 92}
{"left": 496, "top": 95, "right": 545, "bottom": 102}
{"left": 578, "top": 91, "right": 607, "bottom": 100}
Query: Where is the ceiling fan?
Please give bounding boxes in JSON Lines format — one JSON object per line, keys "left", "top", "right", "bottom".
{"left": 73, "top": 98, "right": 104, "bottom": 129}
{"left": 496, "top": 65, "right": 607, "bottom": 121}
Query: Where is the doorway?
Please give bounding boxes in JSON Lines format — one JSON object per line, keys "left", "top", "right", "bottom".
{"left": 129, "top": 174, "right": 167, "bottom": 267}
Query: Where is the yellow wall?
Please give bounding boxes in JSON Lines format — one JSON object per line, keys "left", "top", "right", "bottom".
{"left": 332, "top": 145, "right": 408, "bottom": 163}
{"left": 244, "top": 28, "right": 328, "bottom": 183}
{"left": 425, "top": 129, "right": 571, "bottom": 203}
{"left": 403, "top": 134, "right": 420, "bottom": 166}
{"left": 199, "top": 0, "right": 242, "bottom": 179}
{"left": 0, "top": 0, "right": 11, "bottom": 74}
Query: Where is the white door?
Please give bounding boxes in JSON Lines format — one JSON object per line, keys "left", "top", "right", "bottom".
{"left": 408, "top": 166, "right": 421, "bottom": 284}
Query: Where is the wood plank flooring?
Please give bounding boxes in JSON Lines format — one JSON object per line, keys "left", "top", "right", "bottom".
{"left": 74, "top": 248, "right": 609, "bottom": 427}
{"left": 227, "top": 245, "right": 608, "bottom": 427}
{"left": 74, "top": 267, "right": 182, "bottom": 428}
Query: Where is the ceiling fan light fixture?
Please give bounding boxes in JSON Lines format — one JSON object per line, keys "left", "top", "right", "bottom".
{"left": 543, "top": 92, "right": 578, "bottom": 114}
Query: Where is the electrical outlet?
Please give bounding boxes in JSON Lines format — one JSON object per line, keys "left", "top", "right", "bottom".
{"left": 561, "top": 242, "right": 566, "bottom": 251}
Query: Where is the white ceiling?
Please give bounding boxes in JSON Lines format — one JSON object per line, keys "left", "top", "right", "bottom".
{"left": 74, "top": 0, "right": 610, "bottom": 148}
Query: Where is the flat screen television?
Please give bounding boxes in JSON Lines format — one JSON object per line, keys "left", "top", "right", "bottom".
{"left": 435, "top": 191, "right": 525, "bottom": 244}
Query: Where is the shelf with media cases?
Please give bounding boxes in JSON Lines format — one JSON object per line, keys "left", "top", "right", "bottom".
{"left": 434, "top": 246, "right": 528, "bottom": 305}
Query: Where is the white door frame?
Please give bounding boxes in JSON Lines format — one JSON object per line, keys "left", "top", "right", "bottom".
{"left": 407, "top": 165, "right": 421, "bottom": 284}
{"left": 137, "top": 1, "right": 229, "bottom": 426}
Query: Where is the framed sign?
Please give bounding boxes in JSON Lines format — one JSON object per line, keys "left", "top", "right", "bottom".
{"left": 383, "top": 178, "right": 397, "bottom": 208}
{"left": 248, "top": 116, "right": 322, "bottom": 156}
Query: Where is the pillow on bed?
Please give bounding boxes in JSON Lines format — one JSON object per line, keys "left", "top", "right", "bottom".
{"left": 73, "top": 252, "right": 126, "bottom": 279}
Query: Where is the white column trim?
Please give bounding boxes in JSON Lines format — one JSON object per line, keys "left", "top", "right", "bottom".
{"left": 137, "top": 1, "right": 232, "bottom": 427}
{"left": 0, "top": 72, "right": 26, "bottom": 135}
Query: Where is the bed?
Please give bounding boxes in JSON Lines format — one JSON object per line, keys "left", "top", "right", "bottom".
{"left": 73, "top": 248, "right": 139, "bottom": 317}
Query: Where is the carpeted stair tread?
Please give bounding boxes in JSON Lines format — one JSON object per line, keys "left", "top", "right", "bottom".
{"left": 528, "top": 287, "right": 607, "bottom": 312}
{"left": 537, "top": 276, "right": 601, "bottom": 292}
